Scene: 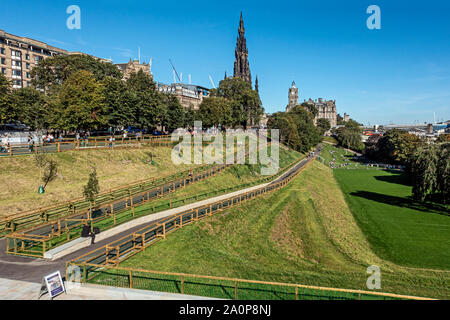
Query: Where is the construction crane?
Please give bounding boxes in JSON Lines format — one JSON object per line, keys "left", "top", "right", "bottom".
{"left": 169, "top": 59, "right": 182, "bottom": 83}
{"left": 209, "top": 75, "right": 216, "bottom": 89}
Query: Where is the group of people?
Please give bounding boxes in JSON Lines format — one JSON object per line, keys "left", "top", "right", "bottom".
{"left": 0, "top": 134, "right": 10, "bottom": 153}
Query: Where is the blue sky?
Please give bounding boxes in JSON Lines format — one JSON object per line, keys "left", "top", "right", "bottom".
{"left": 2, "top": 0, "right": 450, "bottom": 125}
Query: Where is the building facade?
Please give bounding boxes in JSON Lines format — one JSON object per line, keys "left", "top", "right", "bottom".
{"left": 157, "top": 83, "right": 210, "bottom": 110}
{"left": 233, "top": 12, "right": 252, "bottom": 85}
{"left": 115, "top": 59, "right": 152, "bottom": 80}
{"left": 286, "top": 81, "right": 299, "bottom": 112}
{"left": 285, "top": 81, "right": 337, "bottom": 128}
{"left": 0, "top": 30, "right": 111, "bottom": 89}
{"left": 0, "top": 30, "right": 68, "bottom": 89}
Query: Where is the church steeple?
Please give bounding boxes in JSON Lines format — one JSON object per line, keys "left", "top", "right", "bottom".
{"left": 233, "top": 12, "right": 252, "bottom": 85}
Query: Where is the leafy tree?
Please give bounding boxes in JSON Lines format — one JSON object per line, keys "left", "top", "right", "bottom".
{"left": 102, "top": 76, "right": 134, "bottom": 128}
{"left": 55, "top": 70, "right": 107, "bottom": 131}
{"left": 31, "top": 54, "right": 122, "bottom": 93}
{"left": 0, "top": 73, "right": 13, "bottom": 123}
{"left": 436, "top": 143, "right": 450, "bottom": 203}
{"left": 211, "top": 77, "right": 262, "bottom": 128}
{"left": 161, "top": 94, "right": 185, "bottom": 132}
{"left": 410, "top": 145, "right": 438, "bottom": 202}
{"left": 371, "top": 129, "right": 422, "bottom": 164}
{"left": 316, "top": 118, "right": 331, "bottom": 135}
{"left": 10, "top": 87, "right": 47, "bottom": 129}
{"left": 126, "top": 70, "right": 165, "bottom": 130}
{"left": 83, "top": 167, "right": 100, "bottom": 224}
{"left": 197, "top": 97, "right": 232, "bottom": 129}
{"left": 436, "top": 134, "right": 450, "bottom": 143}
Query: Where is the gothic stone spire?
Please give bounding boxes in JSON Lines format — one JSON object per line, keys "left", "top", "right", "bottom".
{"left": 234, "top": 12, "right": 252, "bottom": 85}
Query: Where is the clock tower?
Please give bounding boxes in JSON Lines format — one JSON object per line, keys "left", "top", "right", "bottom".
{"left": 287, "top": 81, "right": 299, "bottom": 112}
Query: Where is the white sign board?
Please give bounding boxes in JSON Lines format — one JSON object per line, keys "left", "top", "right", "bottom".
{"left": 43, "top": 271, "right": 66, "bottom": 299}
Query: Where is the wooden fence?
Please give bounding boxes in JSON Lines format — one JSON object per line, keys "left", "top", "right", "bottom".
{"left": 65, "top": 155, "right": 434, "bottom": 300}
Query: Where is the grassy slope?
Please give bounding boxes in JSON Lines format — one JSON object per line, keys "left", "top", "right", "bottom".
{"left": 121, "top": 161, "right": 450, "bottom": 299}
{"left": 333, "top": 169, "right": 450, "bottom": 270}
{"left": 0, "top": 147, "right": 197, "bottom": 218}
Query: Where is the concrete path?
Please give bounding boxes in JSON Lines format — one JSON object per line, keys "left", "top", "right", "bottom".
{"left": 0, "top": 278, "right": 217, "bottom": 300}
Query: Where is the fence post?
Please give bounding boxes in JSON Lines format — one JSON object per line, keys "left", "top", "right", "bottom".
{"left": 163, "top": 223, "right": 166, "bottom": 239}
{"left": 57, "top": 143, "right": 60, "bottom": 153}
{"left": 181, "top": 276, "right": 184, "bottom": 294}
{"left": 295, "top": 286, "right": 298, "bottom": 300}
{"left": 235, "top": 280, "right": 238, "bottom": 300}
{"left": 129, "top": 270, "right": 133, "bottom": 289}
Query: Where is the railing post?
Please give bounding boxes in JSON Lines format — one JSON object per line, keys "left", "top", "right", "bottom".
{"left": 235, "top": 280, "right": 238, "bottom": 300}
{"left": 129, "top": 270, "right": 133, "bottom": 288}
{"left": 181, "top": 276, "right": 184, "bottom": 294}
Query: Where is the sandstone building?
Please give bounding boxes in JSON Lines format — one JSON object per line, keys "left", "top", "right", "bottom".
{"left": 286, "top": 81, "right": 337, "bottom": 127}
{"left": 157, "top": 82, "right": 210, "bottom": 110}
{"left": 0, "top": 30, "right": 68, "bottom": 89}
{"left": 0, "top": 30, "right": 110, "bottom": 89}
{"left": 115, "top": 59, "right": 152, "bottom": 80}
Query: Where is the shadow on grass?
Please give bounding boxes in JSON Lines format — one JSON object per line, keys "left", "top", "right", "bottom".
{"left": 374, "top": 172, "right": 412, "bottom": 187}
{"left": 350, "top": 191, "right": 450, "bottom": 217}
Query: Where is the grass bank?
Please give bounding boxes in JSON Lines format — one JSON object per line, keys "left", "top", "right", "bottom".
{"left": 120, "top": 161, "right": 449, "bottom": 299}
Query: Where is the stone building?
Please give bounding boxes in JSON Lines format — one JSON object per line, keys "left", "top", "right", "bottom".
{"left": 286, "top": 81, "right": 299, "bottom": 112}
{"left": 0, "top": 30, "right": 68, "bottom": 89}
{"left": 285, "top": 81, "right": 337, "bottom": 128}
{"left": 0, "top": 30, "right": 110, "bottom": 89}
{"left": 115, "top": 59, "right": 152, "bottom": 80}
{"left": 157, "top": 82, "right": 210, "bottom": 110}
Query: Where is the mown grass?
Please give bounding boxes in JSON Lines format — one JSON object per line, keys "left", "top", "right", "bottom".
{"left": 0, "top": 147, "right": 199, "bottom": 218}
{"left": 120, "top": 161, "right": 450, "bottom": 299}
{"left": 334, "top": 169, "right": 450, "bottom": 270}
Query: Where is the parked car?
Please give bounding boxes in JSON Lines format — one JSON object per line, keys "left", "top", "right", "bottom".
{"left": 1, "top": 123, "right": 28, "bottom": 131}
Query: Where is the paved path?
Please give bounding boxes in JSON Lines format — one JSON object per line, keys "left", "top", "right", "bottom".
{"left": 0, "top": 151, "right": 317, "bottom": 299}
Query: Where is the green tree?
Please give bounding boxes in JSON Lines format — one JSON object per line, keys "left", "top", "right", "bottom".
{"left": 10, "top": 87, "right": 48, "bottom": 130}
{"left": 211, "top": 77, "right": 262, "bottom": 128}
{"left": 40, "top": 158, "right": 58, "bottom": 193}
{"left": 126, "top": 70, "right": 165, "bottom": 130}
{"left": 436, "top": 143, "right": 450, "bottom": 203}
{"left": 316, "top": 118, "right": 331, "bottom": 135}
{"left": 197, "top": 97, "right": 233, "bottom": 128}
{"left": 83, "top": 167, "right": 100, "bottom": 225}
{"left": 0, "top": 73, "right": 13, "bottom": 123}
{"left": 161, "top": 94, "right": 185, "bottom": 131}
{"left": 373, "top": 129, "right": 421, "bottom": 164}
{"left": 31, "top": 54, "right": 122, "bottom": 93}
{"left": 55, "top": 70, "right": 107, "bottom": 131}
{"left": 410, "top": 145, "right": 438, "bottom": 202}
{"left": 102, "top": 76, "right": 134, "bottom": 128}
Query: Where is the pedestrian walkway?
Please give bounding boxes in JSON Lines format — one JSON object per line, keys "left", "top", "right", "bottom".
{"left": 0, "top": 278, "right": 216, "bottom": 300}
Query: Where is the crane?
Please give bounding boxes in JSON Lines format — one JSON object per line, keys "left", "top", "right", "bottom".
{"left": 169, "top": 59, "right": 182, "bottom": 83}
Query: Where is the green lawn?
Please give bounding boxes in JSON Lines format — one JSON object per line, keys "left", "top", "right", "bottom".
{"left": 334, "top": 169, "right": 450, "bottom": 270}
{"left": 120, "top": 161, "right": 450, "bottom": 299}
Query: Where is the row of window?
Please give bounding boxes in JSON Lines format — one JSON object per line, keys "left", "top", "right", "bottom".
{"left": 6, "top": 49, "right": 43, "bottom": 63}
{"left": 11, "top": 79, "right": 32, "bottom": 87}
{"left": 1, "top": 57, "right": 32, "bottom": 69}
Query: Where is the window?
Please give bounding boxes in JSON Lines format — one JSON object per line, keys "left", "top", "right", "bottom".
{"left": 12, "top": 70, "right": 21, "bottom": 76}
{"left": 35, "top": 55, "right": 43, "bottom": 63}
{"left": 0, "top": 48, "right": 4, "bottom": 54}
{"left": 26, "top": 63, "right": 30, "bottom": 69}
{"left": 13, "top": 60, "right": 21, "bottom": 67}
{"left": 11, "top": 50, "right": 21, "bottom": 57}
{"left": 25, "top": 53, "right": 30, "bottom": 60}
{"left": 27, "top": 81, "right": 31, "bottom": 87}
{"left": 1, "top": 68, "right": 5, "bottom": 75}
{"left": 15, "top": 80, "right": 21, "bottom": 86}
{"left": 1, "top": 57, "right": 5, "bottom": 64}
{"left": 26, "top": 72, "right": 30, "bottom": 78}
